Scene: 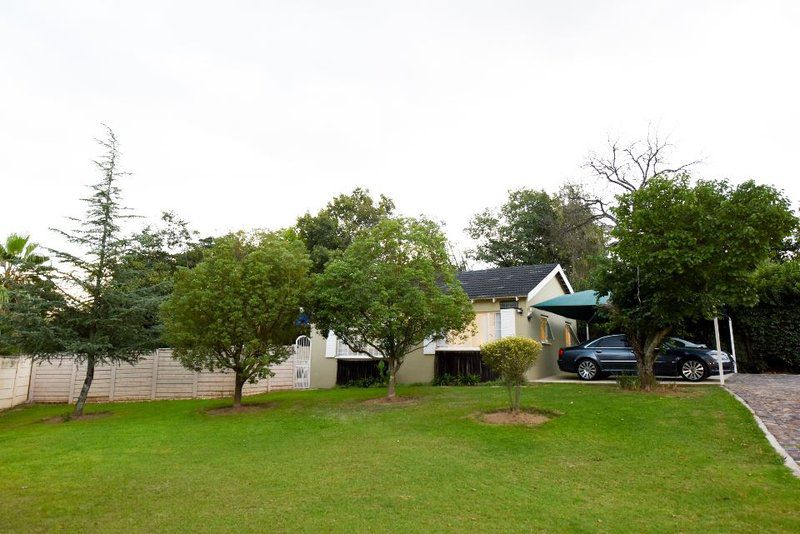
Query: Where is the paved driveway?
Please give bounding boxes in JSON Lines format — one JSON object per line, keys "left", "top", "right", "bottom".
{"left": 725, "top": 374, "right": 800, "bottom": 464}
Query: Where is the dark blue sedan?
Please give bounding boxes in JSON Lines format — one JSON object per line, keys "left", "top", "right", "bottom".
{"left": 557, "top": 335, "right": 734, "bottom": 381}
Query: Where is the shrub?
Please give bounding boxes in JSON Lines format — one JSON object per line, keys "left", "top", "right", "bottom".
{"left": 432, "top": 373, "right": 481, "bottom": 386}
{"left": 341, "top": 376, "right": 385, "bottom": 388}
{"left": 480, "top": 337, "right": 542, "bottom": 412}
{"left": 616, "top": 374, "right": 640, "bottom": 390}
{"left": 341, "top": 362, "right": 389, "bottom": 388}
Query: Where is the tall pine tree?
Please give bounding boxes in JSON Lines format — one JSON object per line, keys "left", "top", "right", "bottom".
{"left": 41, "top": 126, "right": 161, "bottom": 416}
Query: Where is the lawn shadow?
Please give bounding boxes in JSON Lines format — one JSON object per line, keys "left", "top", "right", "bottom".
{"left": 202, "top": 401, "right": 278, "bottom": 416}
{"left": 41, "top": 411, "right": 113, "bottom": 424}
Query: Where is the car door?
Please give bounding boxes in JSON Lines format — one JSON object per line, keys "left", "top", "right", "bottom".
{"left": 592, "top": 335, "right": 636, "bottom": 373}
{"left": 654, "top": 339, "right": 685, "bottom": 376}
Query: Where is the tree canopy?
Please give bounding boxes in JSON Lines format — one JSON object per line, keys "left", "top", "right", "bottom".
{"left": 161, "top": 232, "right": 311, "bottom": 406}
{"left": 594, "top": 175, "right": 797, "bottom": 389}
{"left": 296, "top": 187, "right": 395, "bottom": 273}
{"left": 311, "top": 217, "right": 474, "bottom": 399}
{"left": 467, "top": 187, "right": 605, "bottom": 286}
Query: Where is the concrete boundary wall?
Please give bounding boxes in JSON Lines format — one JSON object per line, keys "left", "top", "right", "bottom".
{"left": 0, "top": 357, "right": 32, "bottom": 410}
{"left": 23, "top": 349, "right": 295, "bottom": 405}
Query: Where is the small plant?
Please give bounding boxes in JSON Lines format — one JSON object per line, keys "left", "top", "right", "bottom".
{"left": 341, "top": 365, "right": 390, "bottom": 388}
{"left": 481, "top": 337, "right": 542, "bottom": 412}
{"left": 616, "top": 373, "right": 640, "bottom": 391}
{"left": 432, "top": 373, "right": 481, "bottom": 386}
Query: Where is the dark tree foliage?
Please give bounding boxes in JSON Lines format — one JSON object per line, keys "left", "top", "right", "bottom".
{"left": 731, "top": 260, "right": 800, "bottom": 373}
{"left": 679, "top": 261, "right": 800, "bottom": 373}
{"left": 466, "top": 187, "right": 605, "bottom": 287}
{"left": 593, "top": 175, "right": 796, "bottom": 389}
{"left": 0, "top": 235, "right": 52, "bottom": 354}
{"left": 121, "top": 212, "right": 211, "bottom": 344}
{"left": 296, "top": 188, "right": 395, "bottom": 273}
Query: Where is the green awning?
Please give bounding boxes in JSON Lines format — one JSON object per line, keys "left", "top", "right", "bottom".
{"left": 533, "top": 290, "right": 609, "bottom": 321}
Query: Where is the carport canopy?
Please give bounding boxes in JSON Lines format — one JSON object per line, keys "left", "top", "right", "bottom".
{"left": 533, "top": 290, "right": 608, "bottom": 321}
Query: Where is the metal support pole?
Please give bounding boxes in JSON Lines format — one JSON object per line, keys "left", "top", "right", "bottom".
{"left": 585, "top": 323, "right": 590, "bottom": 342}
{"left": 713, "top": 317, "right": 724, "bottom": 385}
{"left": 728, "top": 316, "right": 738, "bottom": 374}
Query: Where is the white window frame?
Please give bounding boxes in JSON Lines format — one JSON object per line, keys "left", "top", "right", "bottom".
{"left": 539, "top": 315, "right": 554, "bottom": 345}
{"left": 565, "top": 322, "right": 577, "bottom": 346}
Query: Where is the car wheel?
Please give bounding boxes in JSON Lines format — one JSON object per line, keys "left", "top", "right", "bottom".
{"left": 577, "top": 359, "right": 599, "bottom": 381}
{"left": 680, "top": 358, "right": 708, "bottom": 382}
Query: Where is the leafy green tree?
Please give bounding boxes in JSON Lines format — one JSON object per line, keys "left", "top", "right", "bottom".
{"left": 312, "top": 217, "right": 475, "bottom": 399}
{"left": 467, "top": 187, "right": 605, "bottom": 286}
{"left": 161, "top": 232, "right": 311, "bottom": 406}
{"left": 594, "top": 175, "right": 797, "bottom": 389}
{"left": 0, "top": 234, "right": 49, "bottom": 306}
{"left": 296, "top": 188, "right": 395, "bottom": 273}
{"left": 481, "top": 337, "right": 542, "bottom": 412}
{"left": 0, "top": 235, "right": 56, "bottom": 355}
{"left": 120, "top": 212, "right": 211, "bottom": 344}
{"left": 10, "top": 126, "right": 163, "bottom": 416}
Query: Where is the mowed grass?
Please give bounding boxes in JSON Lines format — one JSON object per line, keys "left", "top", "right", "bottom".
{"left": 1, "top": 385, "right": 798, "bottom": 533}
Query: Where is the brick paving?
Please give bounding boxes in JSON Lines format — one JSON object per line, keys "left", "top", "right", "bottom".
{"left": 725, "top": 374, "right": 800, "bottom": 464}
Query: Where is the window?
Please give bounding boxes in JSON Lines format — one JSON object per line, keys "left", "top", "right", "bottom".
{"left": 595, "top": 335, "right": 629, "bottom": 348}
{"left": 336, "top": 340, "right": 381, "bottom": 358}
{"left": 494, "top": 312, "right": 502, "bottom": 340}
{"left": 539, "top": 316, "right": 554, "bottom": 344}
{"left": 565, "top": 323, "right": 577, "bottom": 346}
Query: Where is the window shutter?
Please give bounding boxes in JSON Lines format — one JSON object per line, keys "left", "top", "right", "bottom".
{"left": 325, "top": 332, "right": 338, "bottom": 358}
{"left": 500, "top": 309, "right": 516, "bottom": 338}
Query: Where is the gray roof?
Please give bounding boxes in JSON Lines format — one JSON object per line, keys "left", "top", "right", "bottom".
{"left": 456, "top": 264, "right": 560, "bottom": 300}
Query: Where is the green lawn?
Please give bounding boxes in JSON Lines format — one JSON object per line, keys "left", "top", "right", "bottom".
{"left": 1, "top": 385, "right": 798, "bottom": 533}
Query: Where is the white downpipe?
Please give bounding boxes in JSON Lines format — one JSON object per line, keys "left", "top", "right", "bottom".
{"left": 585, "top": 323, "right": 590, "bottom": 342}
{"left": 714, "top": 317, "right": 724, "bottom": 385}
{"left": 728, "top": 316, "right": 738, "bottom": 374}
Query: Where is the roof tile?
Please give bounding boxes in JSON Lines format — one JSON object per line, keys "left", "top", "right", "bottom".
{"left": 456, "top": 263, "right": 559, "bottom": 300}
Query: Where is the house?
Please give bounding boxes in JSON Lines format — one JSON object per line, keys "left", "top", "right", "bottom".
{"left": 308, "top": 263, "right": 576, "bottom": 388}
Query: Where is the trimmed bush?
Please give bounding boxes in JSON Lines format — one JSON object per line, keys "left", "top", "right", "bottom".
{"left": 480, "top": 337, "right": 542, "bottom": 412}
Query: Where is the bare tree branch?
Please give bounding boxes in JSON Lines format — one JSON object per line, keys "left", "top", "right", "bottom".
{"left": 575, "top": 129, "right": 700, "bottom": 225}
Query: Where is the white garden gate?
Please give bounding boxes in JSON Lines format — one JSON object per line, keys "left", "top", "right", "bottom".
{"left": 294, "top": 335, "right": 311, "bottom": 389}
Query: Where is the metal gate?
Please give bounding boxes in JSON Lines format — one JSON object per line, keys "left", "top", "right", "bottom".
{"left": 294, "top": 335, "right": 311, "bottom": 389}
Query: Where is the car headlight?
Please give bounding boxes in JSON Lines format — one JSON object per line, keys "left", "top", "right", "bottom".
{"left": 710, "top": 351, "right": 730, "bottom": 363}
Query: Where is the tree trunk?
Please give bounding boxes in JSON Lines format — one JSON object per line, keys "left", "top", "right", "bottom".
{"left": 506, "top": 384, "right": 515, "bottom": 412}
{"left": 513, "top": 385, "right": 521, "bottom": 412}
{"left": 631, "top": 329, "right": 670, "bottom": 391}
{"left": 386, "top": 359, "right": 397, "bottom": 399}
{"left": 73, "top": 356, "right": 95, "bottom": 417}
{"left": 636, "top": 355, "right": 658, "bottom": 391}
{"left": 233, "top": 373, "right": 245, "bottom": 407}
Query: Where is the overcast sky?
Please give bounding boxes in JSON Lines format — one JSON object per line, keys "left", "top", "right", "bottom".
{"left": 2, "top": 1, "right": 798, "bottom": 253}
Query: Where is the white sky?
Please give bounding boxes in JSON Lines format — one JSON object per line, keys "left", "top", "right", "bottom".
{"left": 2, "top": 1, "right": 799, "bottom": 253}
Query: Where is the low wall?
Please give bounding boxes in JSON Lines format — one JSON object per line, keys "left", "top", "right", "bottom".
{"left": 0, "top": 357, "right": 32, "bottom": 410}
{"left": 26, "top": 349, "right": 296, "bottom": 404}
